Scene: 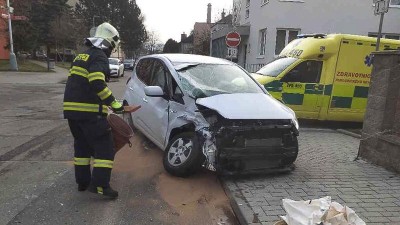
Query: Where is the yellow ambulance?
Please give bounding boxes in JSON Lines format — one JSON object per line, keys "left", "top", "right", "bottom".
{"left": 252, "top": 34, "right": 400, "bottom": 122}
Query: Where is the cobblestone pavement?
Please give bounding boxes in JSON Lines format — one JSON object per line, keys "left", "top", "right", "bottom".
{"left": 223, "top": 129, "right": 400, "bottom": 225}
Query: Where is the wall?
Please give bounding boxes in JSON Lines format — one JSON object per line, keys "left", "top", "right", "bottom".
{"left": 240, "top": 0, "right": 400, "bottom": 65}
{"left": 359, "top": 51, "right": 400, "bottom": 173}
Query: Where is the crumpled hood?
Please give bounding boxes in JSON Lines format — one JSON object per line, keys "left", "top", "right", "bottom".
{"left": 196, "top": 93, "right": 296, "bottom": 120}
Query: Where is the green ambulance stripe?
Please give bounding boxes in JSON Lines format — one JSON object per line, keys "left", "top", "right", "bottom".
{"left": 264, "top": 82, "right": 369, "bottom": 108}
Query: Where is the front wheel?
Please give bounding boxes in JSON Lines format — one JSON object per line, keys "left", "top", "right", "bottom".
{"left": 163, "top": 132, "right": 205, "bottom": 177}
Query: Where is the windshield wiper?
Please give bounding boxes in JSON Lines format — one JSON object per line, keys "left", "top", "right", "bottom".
{"left": 175, "top": 63, "right": 200, "bottom": 72}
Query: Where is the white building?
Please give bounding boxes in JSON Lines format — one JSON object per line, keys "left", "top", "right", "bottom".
{"left": 232, "top": 0, "right": 400, "bottom": 71}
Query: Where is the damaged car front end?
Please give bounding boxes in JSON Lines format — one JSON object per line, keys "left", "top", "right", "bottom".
{"left": 191, "top": 95, "right": 299, "bottom": 175}
{"left": 174, "top": 61, "right": 300, "bottom": 175}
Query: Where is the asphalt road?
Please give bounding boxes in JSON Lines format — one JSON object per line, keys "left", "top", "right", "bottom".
{"left": 0, "top": 68, "right": 237, "bottom": 225}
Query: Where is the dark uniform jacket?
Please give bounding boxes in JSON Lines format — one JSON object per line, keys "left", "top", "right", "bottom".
{"left": 64, "top": 47, "right": 116, "bottom": 120}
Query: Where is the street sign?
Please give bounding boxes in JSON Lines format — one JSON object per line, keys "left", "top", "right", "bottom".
{"left": 225, "top": 31, "right": 241, "bottom": 47}
{"left": 1, "top": 14, "right": 28, "bottom": 20}
{"left": 374, "top": 0, "right": 390, "bottom": 15}
{"left": 226, "top": 47, "right": 238, "bottom": 59}
{"left": 11, "top": 15, "right": 28, "bottom": 21}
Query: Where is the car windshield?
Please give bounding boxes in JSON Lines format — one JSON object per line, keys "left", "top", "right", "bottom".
{"left": 124, "top": 59, "right": 133, "bottom": 63}
{"left": 177, "top": 64, "right": 263, "bottom": 99}
{"left": 109, "top": 59, "right": 119, "bottom": 65}
{"left": 255, "top": 57, "right": 298, "bottom": 77}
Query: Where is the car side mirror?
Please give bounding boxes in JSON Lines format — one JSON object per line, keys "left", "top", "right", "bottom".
{"left": 144, "top": 86, "right": 165, "bottom": 97}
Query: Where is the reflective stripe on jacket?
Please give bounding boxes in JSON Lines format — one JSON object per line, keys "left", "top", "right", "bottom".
{"left": 63, "top": 47, "right": 115, "bottom": 120}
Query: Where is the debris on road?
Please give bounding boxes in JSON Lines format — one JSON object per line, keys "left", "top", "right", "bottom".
{"left": 276, "top": 196, "right": 366, "bottom": 225}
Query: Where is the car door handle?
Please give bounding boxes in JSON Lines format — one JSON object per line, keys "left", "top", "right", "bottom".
{"left": 129, "top": 87, "right": 134, "bottom": 91}
{"left": 169, "top": 109, "right": 177, "bottom": 113}
{"left": 142, "top": 98, "right": 148, "bottom": 103}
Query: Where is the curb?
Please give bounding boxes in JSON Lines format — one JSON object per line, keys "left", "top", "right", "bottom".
{"left": 220, "top": 178, "right": 262, "bottom": 225}
{"left": 336, "top": 129, "right": 362, "bottom": 139}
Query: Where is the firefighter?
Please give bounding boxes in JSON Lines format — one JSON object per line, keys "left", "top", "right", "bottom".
{"left": 63, "top": 22, "right": 123, "bottom": 199}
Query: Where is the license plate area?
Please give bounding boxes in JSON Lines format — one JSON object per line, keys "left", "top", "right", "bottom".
{"left": 245, "top": 138, "right": 282, "bottom": 147}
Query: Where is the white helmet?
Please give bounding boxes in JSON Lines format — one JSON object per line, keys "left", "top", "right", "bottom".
{"left": 95, "top": 22, "right": 120, "bottom": 49}
{"left": 86, "top": 22, "right": 120, "bottom": 50}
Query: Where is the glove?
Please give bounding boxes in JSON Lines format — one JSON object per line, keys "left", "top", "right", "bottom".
{"left": 111, "top": 100, "right": 124, "bottom": 113}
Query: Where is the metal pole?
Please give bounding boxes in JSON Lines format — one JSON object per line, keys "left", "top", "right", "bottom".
{"left": 376, "top": 13, "right": 385, "bottom": 51}
{"left": 7, "top": 0, "right": 17, "bottom": 71}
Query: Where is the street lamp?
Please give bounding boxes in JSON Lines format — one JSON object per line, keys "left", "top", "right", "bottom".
{"left": 6, "top": 0, "right": 17, "bottom": 71}
{"left": 90, "top": 15, "right": 100, "bottom": 37}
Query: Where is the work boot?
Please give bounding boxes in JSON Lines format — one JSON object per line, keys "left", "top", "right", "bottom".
{"left": 78, "top": 184, "right": 89, "bottom": 192}
{"left": 88, "top": 185, "right": 119, "bottom": 199}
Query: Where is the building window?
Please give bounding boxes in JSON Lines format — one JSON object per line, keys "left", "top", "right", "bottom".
{"left": 245, "top": 9, "right": 250, "bottom": 18}
{"left": 368, "top": 33, "right": 400, "bottom": 40}
{"left": 390, "top": 0, "right": 400, "bottom": 6}
{"left": 275, "top": 29, "right": 300, "bottom": 55}
{"left": 259, "top": 29, "right": 267, "bottom": 56}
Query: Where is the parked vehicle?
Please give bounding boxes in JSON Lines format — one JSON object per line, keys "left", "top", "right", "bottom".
{"left": 123, "top": 54, "right": 299, "bottom": 177}
{"left": 109, "top": 58, "right": 124, "bottom": 77}
{"left": 252, "top": 34, "right": 400, "bottom": 122}
{"left": 123, "top": 59, "right": 135, "bottom": 70}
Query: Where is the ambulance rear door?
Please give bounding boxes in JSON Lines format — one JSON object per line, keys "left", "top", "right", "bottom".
{"left": 327, "top": 39, "right": 374, "bottom": 121}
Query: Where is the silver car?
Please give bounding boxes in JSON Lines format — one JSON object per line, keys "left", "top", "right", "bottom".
{"left": 123, "top": 54, "right": 299, "bottom": 177}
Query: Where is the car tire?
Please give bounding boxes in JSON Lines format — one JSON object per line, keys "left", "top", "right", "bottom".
{"left": 163, "top": 132, "right": 205, "bottom": 177}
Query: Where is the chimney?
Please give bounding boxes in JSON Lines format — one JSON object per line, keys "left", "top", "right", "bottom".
{"left": 221, "top": 9, "right": 226, "bottom": 19}
{"left": 181, "top": 32, "right": 187, "bottom": 42}
{"left": 207, "top": 3, "right": 212, "bottom": 24}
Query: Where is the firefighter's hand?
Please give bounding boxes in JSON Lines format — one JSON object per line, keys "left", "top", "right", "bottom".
{"left": 111, "top": 101, "right": 124, "bottom": 114}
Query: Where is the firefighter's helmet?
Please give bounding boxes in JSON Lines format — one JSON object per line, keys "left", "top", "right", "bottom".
{"left": 94, "top": 22, "right": 120, "bottom": 50}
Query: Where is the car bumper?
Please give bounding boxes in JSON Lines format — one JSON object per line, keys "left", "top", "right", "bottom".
{"left": 214, "top": 124, "right": 298, "bottom": 175}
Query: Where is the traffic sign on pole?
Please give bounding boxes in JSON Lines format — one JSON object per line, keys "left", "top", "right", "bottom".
{"left": 225, "top": 31, "right": 241, "bottom": 47}
{"left": 373, "top": 0, "right": 390, "bottom": 51}
{"left": 374, "top": 0, "right": 390, "bottom": 15}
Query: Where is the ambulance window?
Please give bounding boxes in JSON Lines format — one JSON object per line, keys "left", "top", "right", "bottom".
{"left": 282, "top": 60, "right": 323, "bottom": 83}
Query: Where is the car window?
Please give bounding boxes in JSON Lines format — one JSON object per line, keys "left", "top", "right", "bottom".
{"left": 281, "top": 60, "right": 323, "bottom": 83}
{"left": 149, "top": 60, "right": 167, "bottom": 92}
{"left": 136, "top": 59, "right": 153, "bottom": 85}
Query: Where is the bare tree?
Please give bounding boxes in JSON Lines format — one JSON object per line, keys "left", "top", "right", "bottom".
{"left": 193, "top": 28, "right": 211, "bottom": 55}
{"left": 232, "top": 0, "right": 242, "bottom": 27}
{"left": 144, "top": 30, "right": 160, "bottom": 54}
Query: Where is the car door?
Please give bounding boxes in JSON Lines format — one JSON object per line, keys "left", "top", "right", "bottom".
{"left": 141, "top": 59, "right": 171, "bottom": 147}
{"left": 129, "top": 58, "right": 155, "bottom": 138}
{"left": 280, "top": 60, "right": 323, "bottom": 117}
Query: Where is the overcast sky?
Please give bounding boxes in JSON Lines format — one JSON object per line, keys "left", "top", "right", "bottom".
{"left": 135, "top": 0, "right": 233, "bottom": 44}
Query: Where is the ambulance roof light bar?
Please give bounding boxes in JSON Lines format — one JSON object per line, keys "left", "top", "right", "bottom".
{"left": 297, "top": 33, "right": 327, "bottom": 39}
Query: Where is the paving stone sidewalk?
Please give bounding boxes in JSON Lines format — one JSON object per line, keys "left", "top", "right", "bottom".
{"left": 223, "top": 129, "right": 400, "bottom": 225}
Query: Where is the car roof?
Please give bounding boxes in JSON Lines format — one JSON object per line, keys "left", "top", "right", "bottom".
{"left": 150, "top": 54, "right": 233, "bottom": 65}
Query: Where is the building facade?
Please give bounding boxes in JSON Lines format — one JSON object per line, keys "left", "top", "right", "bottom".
{"left": 231, "top": 0, "right": 400, "bottom": 71}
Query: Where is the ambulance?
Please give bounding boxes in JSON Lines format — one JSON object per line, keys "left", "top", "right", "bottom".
{"left": 252, "top": 34, "right": 400, "bottom": 122}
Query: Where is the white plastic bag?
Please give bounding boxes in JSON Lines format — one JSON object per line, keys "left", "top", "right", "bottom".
{"left": 281, "top": 196, "right": 331, "bottom": 225}
{"left": 280, "top": 196, "right": 366, "bottom": 225}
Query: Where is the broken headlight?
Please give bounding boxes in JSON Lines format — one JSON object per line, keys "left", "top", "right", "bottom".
{"left": 292, "top": 118, "right": 299, "bottom": 130}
